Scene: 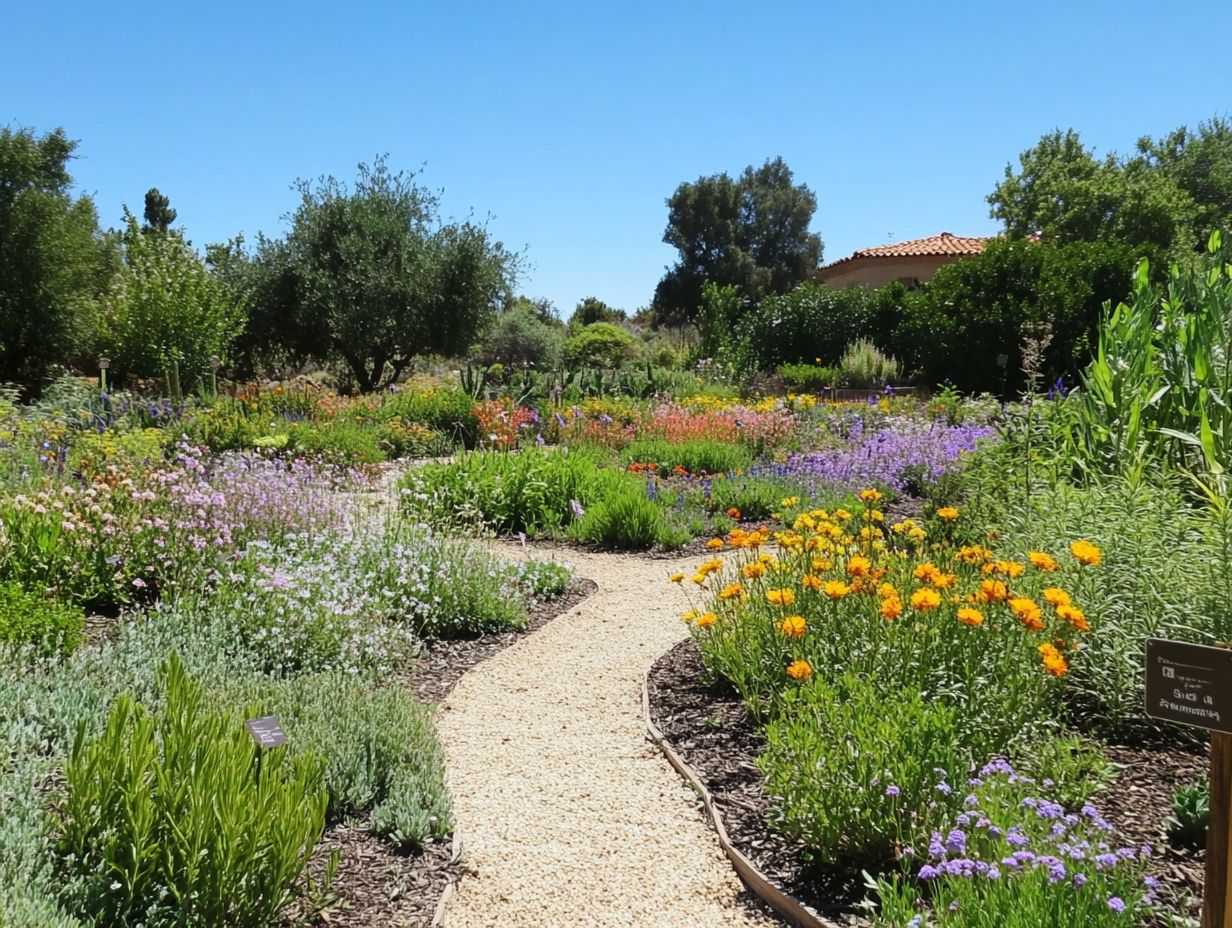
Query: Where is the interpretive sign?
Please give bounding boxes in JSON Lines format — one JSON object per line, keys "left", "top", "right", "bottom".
{"left": 1144, "top": 638, "right": 1232, "bottom": 735}
{"left": 244, "top": 715, "right": 289, "bottom": 749}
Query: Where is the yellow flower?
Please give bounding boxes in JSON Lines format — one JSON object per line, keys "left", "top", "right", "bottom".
{"left": 742, "top": 562, "right": 766, "bottom": 579}
{"left": 1027, "top": 550, "right": 1060, "bottom": 572}
{"left": 877, "top": 582, "right": 899, "bottom": 599}
{"left": 931, "top": 572, "right": 959, "bottom": 590}
{"left": 698, "top": 557, "right": 724, "bottom": 575}
{"left": 859, "top": 488, "right": 883, "bottom": 503}
{"left": 680, "top": 610, "right": 697, "bottom": 623}
{"left": 846, "top": 555, "right": 872, "bottom": 577}
{"left": 956, "top": 606, "right": 985, "bottom": 627}
{"left": 778, "top": 615, "right": 807, "bottom": 637}
{"left": 718, "top": 582, "right": 746, "bottom": 602}
{"left": 1070, "top": 540, "right": 1102, "bottom": 566}
{"left": 1038, "top": 642, "right": 1068, "bottom": 676}
{"left": 822, "top": 580, "right": 852, "bottom": 600}
{"left": 1042, "top": 587, "right": 1071, "bottom": 608}
{"left": 913, "top": 562, "right": 941, "bottom": 583}
{"left": 669, "top": 572, "right": 685, "bottom": 583}
{"left": 801, "top": 574, "right": 823, "bottom": 592}
{"left": 1009, "top": 597, "right": 1044, "bottom": 631}
{"left": 780, "top": 496, "right": 800, "bottom": 508}
{"left": 766, "top": 588, "right": 796, "bottom": 606}
{"left": 958, "top": 544, "right": 992, "bottom": 566}
{"left": 786, "top": 659, "right": 813, "bottom": 681}
{"left": 834, "top": 508, "right": 852, "bottom": 522}
{"left": 910, "top": 588, "right": 942, "bottom": 611}
{"left": 809, "top": 556, "right": 832, "bottom": 572}
{"left": 695, "top": 612, "right": 717, "bottom": 629}
{"left": 691, "top": 573, "right": 707, "bottom": 585}
{"left": 706, "top": 538, "right": 724, "bottom": 550}
{"left": 880, "top": 597, "right": 903, "bottom": 620}
{"left": 1057, "top": 603, "right": 1089, "bottom": 632}
{"left": 978, "top": 578, "right": 1009, "bottom": 603}
{"left": 936, "top": 506, "right": 959, "bottom": 521}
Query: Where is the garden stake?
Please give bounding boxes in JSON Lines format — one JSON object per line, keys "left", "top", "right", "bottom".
{"left": 1205, "top": 643, "right": 1232, "bottom": 928}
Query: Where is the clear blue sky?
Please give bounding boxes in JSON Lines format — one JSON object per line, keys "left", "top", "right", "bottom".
{"left": 4, "top": 0, "right": 1230, "bottom": 316}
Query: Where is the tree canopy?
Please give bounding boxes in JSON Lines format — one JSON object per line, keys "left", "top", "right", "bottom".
{"left": 142, "top": 188, "right": 177, "bottom": 234}
{"left": 0, "top": 126, "right": 112, "bottom": 391}
{"left": 652, "top": 157, "right": 822, "bottom": 325}
{"left": 244, "top": 158, "right": 518, "bottom": 392}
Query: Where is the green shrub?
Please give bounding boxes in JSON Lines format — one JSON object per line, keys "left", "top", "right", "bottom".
{"left": 759, "top": 674, "right": 969, "bottom": 864}
{"left": 568, "top": 484, "right": 685, "bottom": 550}
{"left": 516, "top": 559, "right": 572, "bottom": 598}
{"left": 57, "top": 655, "right": 327, "bottom": 928}
{"left": 0, "top": 583, "right": 84, "bottom": 657}
{"left": 286, "top": 418, "right": 385, "bottom": 464}
{"left": 476, "top": 303, "right": 564, "bottom": 369}
{"left": 707, "top": 475, "right": 786, "bottom": 520}
{"left": 838, "top": 339, "right": 900, "bottom": 388}
{"left": 1165, "top": 778, "right": 1209, "bottom": 849}
{"left": 778, "top": 362, "right": 839, "bottom": 392}
{"left": 623, "top": 438, "right": 753, "bottom": 475}
{"left": 563, "top": 322, "right": 638, "bottom": 369}
{"left": 1014, "top": 733, "right": 1115, "bottom": 810}
{"left": 380, "top": 385, "right": 478, "bottom": 446}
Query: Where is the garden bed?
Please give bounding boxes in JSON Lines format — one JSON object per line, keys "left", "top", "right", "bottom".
{"left": 648, "top": 638, "right": 1209, "bottom": 927}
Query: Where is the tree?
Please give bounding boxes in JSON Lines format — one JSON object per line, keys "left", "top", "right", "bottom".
{"left": 652, "top": 157, "right": 822, "bottom": 325}
{"left": 1134, "top": 116, "right": 1232, "bottom": 243}
{"left": 568, "top": 296, "right": 625, "bottom": 329}
{"left": 988, "top": 128, "right": 1193, "bottom": 254}
{"left": 475, "top": 302, "right": 564, "bottom": 369}
{"left": 563, "top": 322, "right": 637, "bottom": 368}
{"left": 0, "top": 126, "right": 112, "bottom": 390}
{"left": 142, "top": 188, "right": 177, "bottom": 234}
{"left": 246, "top": 158, "right": 518, "bottom": 392}
{"left": 100, "top": 212, "right": 244, "bottom": 389}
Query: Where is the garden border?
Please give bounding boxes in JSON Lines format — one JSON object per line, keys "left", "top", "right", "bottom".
{"left": 641, "top": 668, "right": 837, "bottom": 928}
{"left": 430, "top": 825, "right": 464, "bottom": 927}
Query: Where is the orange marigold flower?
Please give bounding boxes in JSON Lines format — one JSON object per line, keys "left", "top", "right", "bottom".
{"left": 786, "top": 659, "right": 813, "bottom": 681}
{"left": 801, "top": 574, "right": 823, "bottom": 592}
{"left": 859, "top": 488, "right": 883, "bottom": 503}
{"left": 778, "top": 615, "right": 808, "bottom": 637}
{"left": 726, "top": 507, "right": 741, "bottom": 519}
{"left": 742, "top": 562, "right": 766, "bottom": 579}
{"left": 913, "top": 562, "right": 941, "bottom": 583}
{"left": 810, "top": 557, "right": 832, "bottom": 572}
{"left": 695, "top": 612, "right": 717, "bottom": 629}
{"left": 1009, "top": 597, "right": 1044, "bottom": 631}
{"left": 936, "top": 506, "right": 959, "bottom": 521}
{"left": 718, "top": 582, "right": 746, "bottom": 601}
{"left": 699, "top": 558, "right": 724, "bottom": 575}
{"left": 930, "top": 572, "right": 959, "bottom": 590}
{"left": 846, "top": 555, "right": 872, "bottom": 577}
{"left": 706, "top": 538, "right": 725, "bottom": 550}
{"left": 979, "top": 578, "right": 1009, "bottom": 603}
{"left": 877, "top": 582, "right": 899, "bottom": 599}
{"left": 1042, "top": 587, "right": 1071, "bottom": 608}
{"left": 958, "top": 545, "right": 991, "bottom": 566}
{"left": 956, "top": 606, "right": 985, "bottom": 627}
{"left": 990, "top": 559, "right": 1026, "bottom": 579}
{"left": 1057, "top": 603, "right": 1089, "bottom": 632}
{"left": 1038, "top": 642, "right": 1068, "bottom": 676}
{"left": 766, "top": 588, "right": 796, "bottom": 606}
{"left": 910, "top": 588, "right": 942, "bottom": 611}
{"left": 880, "top": 597, "right": 903, "bottom": 620}
{"left": 1028, "top": 550, "right": 1060, "bottom": 572}
{"left": 1070, "top": 540, "right": 1102, "bottom": 566}
{"left": 823, "top": 580, "right": 852, "bottom": 600}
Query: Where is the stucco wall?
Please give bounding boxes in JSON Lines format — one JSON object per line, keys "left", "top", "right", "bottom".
{"left": 820, "top": 254, "right": 960, "bottom": 289}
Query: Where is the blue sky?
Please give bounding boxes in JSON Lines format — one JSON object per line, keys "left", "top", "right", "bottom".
{"left": 3, "top": 1, "right": 1230, "bottom": 316}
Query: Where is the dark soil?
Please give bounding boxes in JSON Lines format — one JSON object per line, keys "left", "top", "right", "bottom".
{"left": 647, "top": 638, "right": 1210, "bottom": 927}
{"left": 407, "top": 577, "right": 597, "bottom": 704}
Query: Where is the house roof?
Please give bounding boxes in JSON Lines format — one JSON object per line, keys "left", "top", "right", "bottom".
{"left": 820, "top": 232, "right": 990, "bottom": 272}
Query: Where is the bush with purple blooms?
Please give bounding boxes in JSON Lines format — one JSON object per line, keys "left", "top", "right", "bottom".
{"left": 869, "top": 759, "right": 1156, "bottom": 927}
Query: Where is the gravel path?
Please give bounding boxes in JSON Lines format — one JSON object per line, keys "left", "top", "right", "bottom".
{"left": 436, "top": 545, "right": 775, "bottom": 928}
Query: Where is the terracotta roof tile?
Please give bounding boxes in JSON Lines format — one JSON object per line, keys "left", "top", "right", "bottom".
{"left": 822, "top": 232, "right": 990, "bottom": 271}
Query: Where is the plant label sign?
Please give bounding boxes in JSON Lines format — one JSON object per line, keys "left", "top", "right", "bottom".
{"left": 244, "top": 715, "right": 288, "bottom": 749}
{"left": 1144, "top": 638, "right": 1232, "bottom": 735}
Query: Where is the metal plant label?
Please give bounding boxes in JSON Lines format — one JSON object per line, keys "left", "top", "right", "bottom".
{"left": 1145, "top": 638, "right": 1232, "bottom": 735}
{"left": 244, "top": 715, "right": 289, "bottom": 749}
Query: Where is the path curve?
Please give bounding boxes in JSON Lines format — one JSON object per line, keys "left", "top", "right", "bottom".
{"left": 436, "top": 545, "right": 775, "bottom": 928}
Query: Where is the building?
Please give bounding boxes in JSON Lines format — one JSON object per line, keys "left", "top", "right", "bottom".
{"left": 818, "top": 232, "right": 990, "bottom": 289}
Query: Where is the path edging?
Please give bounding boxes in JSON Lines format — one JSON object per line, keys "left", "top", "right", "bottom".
{"left": 642, "top": 669, "right": 838, "bottom": 928}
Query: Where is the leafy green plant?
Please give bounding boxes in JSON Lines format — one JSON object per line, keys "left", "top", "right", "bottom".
{"left": 623, "top": 437, "right": 753, "bottom": 475}
{"left": 57, "top": 655, "right": 327, "bottom": 928}
{"left": 0, "top": 582, "right": 84, "bottom": 657}
{"left": 778, "top": 362, "right": 840, "bottom": 393}
{"left": 1014, "top": 733, "right": 1116, "bottom": 810}
{"left": 759, "top": 674, "right": 969, "bottom": 864}
{"left": 516, "top": 559, "right": 572, "bottom": 598}
{"left": 707, "top": 475, "right": 788, "bottom": 521}
{"left": 563, "top": 322, "right": 638, "bottom": 369}
{"left": 839, "top": 339, "right": 900, "bottom": 388}
{"left": 568, "top": 484, "right": 685, "bottom": 549}
{"left": 1165, "top": 777, "right": 1209, "bottom": 849}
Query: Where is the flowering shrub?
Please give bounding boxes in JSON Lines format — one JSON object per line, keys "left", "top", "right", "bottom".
{"left": 473, "top": 398, "right": 536, "bottom": 450}
{"left": 870, "top": 760, "right": 1156, "bottom": 927}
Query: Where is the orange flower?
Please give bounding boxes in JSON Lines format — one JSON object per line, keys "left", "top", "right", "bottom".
{"left": 801, "top": 574, "right": 823, "bottom": 592}
{"left": 823, "top": 580, "right": 852, "bottom": 600}
{"left": 1042, "top": 587, "right": 1071, "bottom": 608}
{"left": 1070, "top": 540, "right": 1102, "bottom": 566}
{"left": 1057, "top": 603, "right": 1089, "bottom": 632}
{"left": 910, "top": 588, "right": 942, "bottom": 611}
{"left": 742, "top": 562, "right": 766, "bottom": 579}
{"left": 726, "top": 507, "right": 741, "bottom": 519}
{"left": 846, "top": 555, "right": 872, "bottom": 577}
{"left": 913, "top": 562, "right": 941, "bottom": 583}
{"left": 1038, "top": 642, "right": 1068, "bottom": 676}
{"left": 718, "top": 582, "right": 746, "bottom": 602}
{"left": 786, "top": 659, "right": 813, "bottom": 681}
{"left": 877, "top": 582, "right": 899, "bottom": 600}
{"left": 1028, "top": 551, "right": 1060, "bottom": 572}
{"left": 706, "top": 538, "right": 725, "bottom": 550}
{"left": 766, "top": 588, "right": 796, "bottom": 606}
{"left": 669, "top": 572, "right": 685, "bottom": 583}
{"left": 930, "top": 572, "right": 959, "bottom": 590}
{"left": 958, "top": 545, "right": 992, "bottom": 566}
{"left": 859, "top": 488, "right": 883, "bottom": 503}
{"left": 1009, "top": 597, "right": 1044, "bottom": 631}
{"left": 956, "top": 606, "right": 985, "bottom": 627}
{"left": 778, "top": 615, "right": 808, "bottom": 637}
{"left": 810, "top": 556, "right": 832, "bottom": 572}
{"left": 936, "top": 506, "right": 959, "bottom": 521}
{"left": 978, "top": 578, "right": 1009, "bottom": 603}
{"left": 880, "top": 597, "right": 903, "bottom": 620}
{"left": 695, "top": 612, "right": 717, "bottom": 629}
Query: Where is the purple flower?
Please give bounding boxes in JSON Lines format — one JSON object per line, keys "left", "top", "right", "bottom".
{"left": 918, "top": 864, "right": 941, "bottom": 880}
{"left": 1107, "top": 897, "right": 1126, "bottom": 914}
{"left": 1074, "top": 873, "right": 1087, "bottom": 887}
{"left": 945, "top": 829, "right": 967, "bottom": 855}
{"left": 885, "top": 785, "right": 900, "bottom": 797}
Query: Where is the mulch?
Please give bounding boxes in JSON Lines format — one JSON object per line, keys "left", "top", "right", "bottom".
{"left": 647, "top": 637, "right": 1210, "bottom": 927}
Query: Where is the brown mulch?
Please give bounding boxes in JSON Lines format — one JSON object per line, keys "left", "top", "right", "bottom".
{"left": 647, "top": 637, "right": 1210, "bottom": 927}
{"left": 407, "top": 577, "right": 597, "bottom": 704}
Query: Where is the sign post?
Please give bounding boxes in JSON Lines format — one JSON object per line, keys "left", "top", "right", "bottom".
{"left": 1145, "top": 639, "right": 1232, "bottom": 928}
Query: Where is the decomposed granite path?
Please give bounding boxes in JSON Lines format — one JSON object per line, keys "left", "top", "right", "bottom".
{"left": 436, "top": 544, "right": 776, "bottom": 928}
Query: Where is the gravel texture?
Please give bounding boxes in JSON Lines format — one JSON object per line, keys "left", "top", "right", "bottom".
{"left": 436, "top": 544, "right": 775, "bottom": 928}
